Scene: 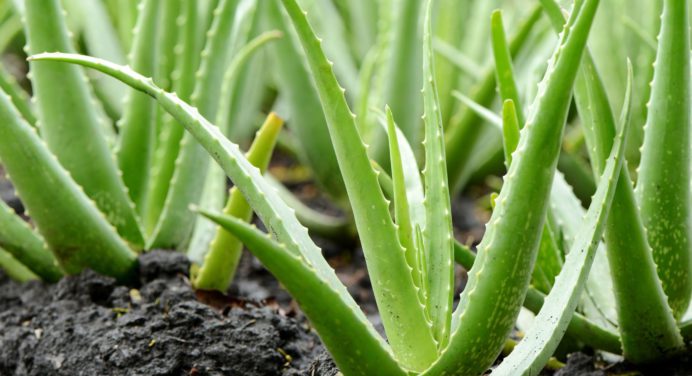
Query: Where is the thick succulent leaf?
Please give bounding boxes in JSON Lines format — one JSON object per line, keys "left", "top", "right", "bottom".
{"left": 196, "top": 210, "right": 406, "bottom": 376}
{"left": 266, "top": 0, "right": 346, "bottom": 203}
{"left": 445, "top": 5, "right": 542, "bottom": 194}
{"left": 0, "top": 85, "right": 137, "bottom": 280}
{"left": 541, "top": 0, "right": 685, "bottom": 362}
{"left": 116, "top": 0, "right": 159, "bottom": 212}
{"left": 385, "top": 107, "right": 421, "bottom": 289}
{"left": 501, "top": 100, "right": 520, "bottom": 167}
{"left": 492, "top": 76, "right": 630, "bottom": 376}
{"left": 372, "top": 0, "right": 424, "bottom": 162}
{"left": 373, "top": 110, "right": 426, "bottom": 233}
{"left": 635, "top": 0, "right": 692, "bottom": 318}
{"left": 0, "top": 247, "right": 37, "bottom": 282}
{"left": 24, "top": 0, "right": 143, "bottom": 248}
{"left": 29, "top": 51, "right": 375, "bottom": 337}
{"left": 0, "top": 64, "right": 35, "bottom": 126}
{"left": 452, "top": 231, "right": 621, "bottom": 354}
{"left": 280, "top": 0, "right": 439, "bottom": 369}
{"left": 193, "top": 113, "right": 283, "bottom": 291}
{"left": 63, "top": 0, "right": 127, "bottom": 117}
{"left": 186, "top": 29, "right": 283, "bottom": 262}
{"left": 491, "top": 10, "right": 525, "bottom": 125}
{"left": 433, "top": 38, "right": 483, "bottom": 78}
{"left": 221, "top": 0, "right": 264, "bottom": 142}
{"left": 143, "top": 0, "right": 199, "bottom": 234}
{"left": 149, "top": 0, "right": 240, "bottom": 249}
{"left": 265, "top": 174, "right": 352, "bottom": 240}
{"left": 0, "top": 200, "right": 62, "bottom": 282}
{"left": 421, "top": 0, "right": 454, "bottom": 348}
{"left": 424, "top": 2, "right": 600, "bottom": 374}
{"left": 451, "top": 91, "right": 502, "bottom": 130}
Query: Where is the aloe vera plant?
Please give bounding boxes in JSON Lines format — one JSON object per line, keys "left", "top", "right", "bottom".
{"left": 0, "top": 0, "right": 284, "bottom": 285}
{"left": 24, "top": 0, "right": 619, "bottom": 373}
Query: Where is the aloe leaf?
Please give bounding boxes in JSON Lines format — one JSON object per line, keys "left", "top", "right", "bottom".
{"left": 186, "top": 28, "right": 283, "bottom": 261}
{"left": 63, "top": 0, "right": 127, "bottom": 117}
{"left": 265, "top": 175, "right": 352, "bottom": 240}
{"left": 371, "top": 0, "right": 424, "bottom": 163}
{"left": 421, "top": 0, "right": 454, "bottom": 347}
{"left": 24, "top": 0, "right": 143, "bottom": 249}
{"left": 193, "top": 113, "right": 283, "bottom": 291}
{"left": 451, "top": 91, "right": 502, "bottom": 130}
{"left": 116, "top": 0, "right": 159, "bottom": 213}
{"left": 492, "top": 68, "right": 630, "bottom": 376}
{"left": 149, "top": 0, "right": 240, "bottom": 249}
{"left": 501, "top": 100, "right": 520, "bottom": 167}
{"left": 452, "top": 227, "right": 621, "bottom": 354}
{"left": 279, "top": 0, "right": 438, "bottom": 368}
{"left": 0, "top": 85, "right": 137, "bottom": 280}
{"left": 0, "top": 65, "right": 34, "bottom": 126}
{"left": 222, "top": 0, "right": 268, "bottom": 143}
{"left": 143, "top": 0, "right": 199, "bottom": 234}
{"left": 0, "top": 247, "right": 37, "bottom": 282}
{"left": 541, "top": 0, "right": 685, "bottom": 362}
{"left": 197, "top": 210, "right": 406, "bottom": 376}
{"left": 0, "top": 200, "right": 62, "bottom": 282}
{"left": 445, "top": 5, "right": 542, "bottom": 194}
{"left": 373, "top": 110, "right": 426, "bottom": 232}
{"left": 433, "top": 38, "right": 483, "bottom": 78}
{"left": 376, "top": 156, "right": 622, "bottom": 354}
{"left": 434, "top": 0, "right": 473, "bottom": 124}
{"left": 491, "top": 10, "right": 525, "bottom": 125}
{"left": 266, "top": 0, "right": 346, "bottom": 203}
{"left": 635, "top": 0, "right": 692, "bottom": 318}
{"left": 31, "top": 51, "right": 404, "bottom": 375}
{"left": 497, "top": 73, "right": 563, "bottom": 295}
{"left": 424, "top": 2, "right": 600, "bottom": 374}
{"left": 385, "top": 107, "right": 419, "bottom": 283}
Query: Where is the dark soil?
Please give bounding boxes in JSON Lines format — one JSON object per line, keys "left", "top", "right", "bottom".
{"left": 0, "top": 251, "right": 330, "bottom": 376}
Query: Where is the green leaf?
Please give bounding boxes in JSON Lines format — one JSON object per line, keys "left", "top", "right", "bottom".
{"left": 0, "top": 64, "right": 35, "bottom": 126}
{"left": 491, "top": 9, "right": 525, "bottom": 125}
{"left": 425, "top": 1, "right": 601, "bottom": 374}
{"left": 279, "top": 0, "right": 438, "bottom": 369}
{"left": 0, "top": 83, "right": 137, "bottom": 280}
{"left": 385, "top": 107, "right": 420, "bottom": 288}
{"left": 31, "top": 51, "right": 403, "bottom": 375}
{"left": 492, "top": 65, "right": 631, "bottom": 376}
{"left": 635, "top": 0, "right": 692, "bottom": 319}
{"left": 24, "top": 0, "right": 143, "bottom": 248}
{"left": 193, "top": 113, "right": 283, "bottom": 291}
{"left": 0, "top": 247, "right": 38, "bottom": 282}
{"left": 196, "top": 210, "right": 406, "bottom": 376}
{"left": 501, "top": 99, "right": 520, "bottom": 167}
{"left": 63, "top": 0, "right": 127, "bottom": 117}
{"left": 0, "top": 200, "right": 62, "bottom": 282}
{"left": 445, "top": 5, "right": 542, "bottom": 194}
{"left": 421, "top": 0, "right": 454, "bottom": 348}
{"left": 187, "top": 29, "right": 284, "bottom": 262}
{"left": 266, "top": 0, "right": 346, "bottom": 202}
{"left": 116, "top": 0, "right": 159, "bottom": 213}
{"left": 148, "top": 0, "right": 240, "bottom": 249}
{"left": 143, "top": 0, "right": 199, "bottom": 234}
{"left": 541, "top": 0, "right": 685, "bottom": 362}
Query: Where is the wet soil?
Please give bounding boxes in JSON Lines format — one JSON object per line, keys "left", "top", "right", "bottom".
{"left": 0, "top": 251, "right": 328, "bottom": 376}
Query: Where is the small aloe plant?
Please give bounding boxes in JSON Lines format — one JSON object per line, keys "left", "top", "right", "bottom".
{"left": 0, "top": 0, "right": 284, "bottom": 287}
{"left": 537, "top": 0, "right": 692, "bottom": 365}
{"left": 27, "top": 0, "right": 624, "bottom": 374}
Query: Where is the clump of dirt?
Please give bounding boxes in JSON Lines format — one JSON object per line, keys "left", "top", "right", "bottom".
{"left": 0, "top": 251, "right": 329, "bottom": 376}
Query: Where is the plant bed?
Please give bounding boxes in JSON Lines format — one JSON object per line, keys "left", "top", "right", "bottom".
{"left": 0, "top": 251, "right": 327, "bottom": 376}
